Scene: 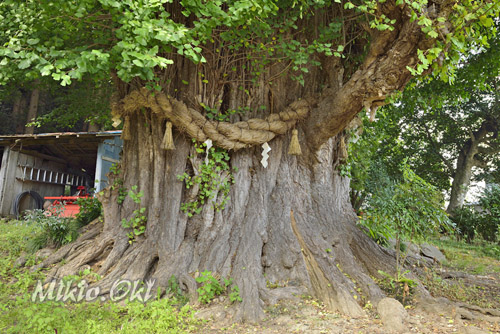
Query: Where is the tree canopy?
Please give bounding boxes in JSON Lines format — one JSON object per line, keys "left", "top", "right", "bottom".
{"left": 1, "top": 1, "right": 498, "bottom": 109}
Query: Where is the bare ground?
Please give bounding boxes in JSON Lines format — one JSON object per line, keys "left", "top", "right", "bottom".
{"left": 194, "top": 296, "right": 499, "bottom": 334}
{"left": 194, "top": 260, "right": 500, "bottom": 334}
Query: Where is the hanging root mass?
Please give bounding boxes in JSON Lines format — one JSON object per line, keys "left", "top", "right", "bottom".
{"left": 111, "top": 88, "right": 313, "bottom": 150}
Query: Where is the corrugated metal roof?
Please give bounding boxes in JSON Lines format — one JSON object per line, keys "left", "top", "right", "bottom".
{"left": 0, "top": 130, "right": 122, "bottom": 141}
{"left": 0, "top": 131, "right": 123, "bottom": 172}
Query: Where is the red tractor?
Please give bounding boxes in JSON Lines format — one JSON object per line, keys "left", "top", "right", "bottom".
{"left": 44, "top": 186, "right": 89, "bottom": 218}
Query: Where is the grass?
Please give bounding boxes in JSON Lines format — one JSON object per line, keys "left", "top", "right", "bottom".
{"left": 0, "top": 219, "right": 201, "bottom": 334}
{"left": 371, "top": 236, "right": 500, "bottom": 310}
{"left": 419, "top": 267, "right": 497, "bottom": 309}
{"left": 417, "top": 237, "right": 500, "bottom": 310}
{"left": 431, "top": 238, "right": 500, "bottom": 274}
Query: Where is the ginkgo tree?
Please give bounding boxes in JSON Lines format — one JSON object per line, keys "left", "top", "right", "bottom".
{"left": 1, "top": 0, "right": 499, "bottom": 322}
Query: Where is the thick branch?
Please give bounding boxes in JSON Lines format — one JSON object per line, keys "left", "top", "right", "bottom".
{"left": 478, "top": 143, "right": 500, "bottom": 155}
{"left": 472, "top": 158, "right": 489, "bottom": 168}
{"left": 304, "top": 8, "right": 430, "bottom": 151}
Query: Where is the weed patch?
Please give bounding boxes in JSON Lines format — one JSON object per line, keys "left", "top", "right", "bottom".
{"left": 0, "top": 219, "right": 200, "bottom": 333}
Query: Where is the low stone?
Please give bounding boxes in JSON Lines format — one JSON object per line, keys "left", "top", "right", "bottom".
{"left": 195, "top": 304, "right": 227, "bottom": 321}
{"left": 407, "top": 243, "right": 420, "bottom": 256}
{"left": 14, "top": 254, "right": 28, "bottom": 268}
{"left": 420, "top": 243, "right": 446, "bottom": 263}
{"left": 415, "top": 297, "right": 454, "bottom": 317}
{"left": 377, "top": 297, "right": 408, "bottom": 333}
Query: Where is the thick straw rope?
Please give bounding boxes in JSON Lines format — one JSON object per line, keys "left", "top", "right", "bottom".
{"left": 112, "top": 88, "right": 312, "bottom": 150}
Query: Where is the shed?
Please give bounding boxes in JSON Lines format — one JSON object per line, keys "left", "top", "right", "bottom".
{"left": 0, "top": 131, "right": 122, "bottom": 217}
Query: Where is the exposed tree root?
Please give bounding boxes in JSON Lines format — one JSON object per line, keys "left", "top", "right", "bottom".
{"left": 290, "top": 208, "right": 364, "bottom": 317}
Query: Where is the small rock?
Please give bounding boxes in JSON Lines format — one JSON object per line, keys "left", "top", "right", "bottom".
{"left": 416, "top": 297, "right": 454, "bottom": 315}
{"left": 14, "top": 253, "right": 28, "bottom": 268}
{"left": 407, "top": 243, "right": 420, "bottom": 256}
{"left": 457, "top": 308, "right": 475, "bottom": 321}
{"left": 377, "top": 297, "right": 408, "bottom": 333}
{"left": 195, "top": 304, "right": 227, "bottom": 321}
{"left": 420, "top": 243, "right": 446, "bottom": 263}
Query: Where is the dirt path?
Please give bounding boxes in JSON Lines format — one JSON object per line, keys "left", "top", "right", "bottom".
{"left": 195, "top": 296, "right": 499, "bottom": 334}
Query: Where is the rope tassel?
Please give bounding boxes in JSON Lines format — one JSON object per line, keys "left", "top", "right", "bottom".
{"left": 161, "top": 121, "right": 175, "bottom": 150}
{"left": 339, "top": 136, "right": 348, "bottom": 161}
{"left": 288, "top": 129, "right": 302, "bottom": 156}
{"left": 121, "top": 116, "right": 132, "bottom": 141}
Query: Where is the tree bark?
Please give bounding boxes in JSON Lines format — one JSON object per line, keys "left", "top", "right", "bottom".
{"left": 447, "top": 121, "right": 494, "bottom": 213}
{"left": 35, "top": 110, "right": 409, "bottom": 321}
{"left": 447, "top": 146, "right": 476, "bottom": 213}
{"left": 87, "top": 123, "right": 100, "bottom": 132}
{"left": 12, "top": 91, "right": 28, "bottom": 134}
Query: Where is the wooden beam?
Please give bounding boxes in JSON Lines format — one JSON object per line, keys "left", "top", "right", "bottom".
{"left": 19, "top": 149, "right": 67, "bottom": 165}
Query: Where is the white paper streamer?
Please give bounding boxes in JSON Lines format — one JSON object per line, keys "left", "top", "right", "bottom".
{"left": 112, "top": 116, "right": 122, "bottom": 128}
{"left": 261, "top": 142, "right": 271, "bottom": 168}
{"left": 204, "top": 139, "right": 213, "bottom": 165}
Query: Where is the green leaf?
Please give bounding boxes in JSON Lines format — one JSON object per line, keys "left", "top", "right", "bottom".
{"left": 27, "top": 38, "right": 40, "bottom": 45}
{"left": 18, "top": 59, "right": 32, "bottom": 69}
{"left": 344, "top": 2, "right": 355, "bottom": 9}
{"left": 428, "top": 30, "right": 438, "bottom": 39}
{"left": 40, "top": 64, "right": 54, "bottom": 76}
{"left": 132, "top": 59, "right": 144, "bottom": 67}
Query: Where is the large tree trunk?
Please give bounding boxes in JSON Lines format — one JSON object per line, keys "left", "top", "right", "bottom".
{"left": 447, "top": 121, "right": 493, "bottom": 213}
{"left": 37, "top": 111, "right": 401, "bottom": 321}
{"left": 12, "top": 90, "right": 28, "bottom": 134}
{"left": 32, "top": 1, "right": 453, "bottom": 322}
{"left": 447, "top": 147, "right": 476, "bottom": 213}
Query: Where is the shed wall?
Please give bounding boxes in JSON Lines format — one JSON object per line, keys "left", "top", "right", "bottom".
{"left": 0, "top": 147, "right": 66, "bottom": 216}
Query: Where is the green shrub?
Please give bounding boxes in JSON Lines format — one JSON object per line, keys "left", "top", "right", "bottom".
{"left": 479, "top": 185, "right": 500, "bottom": 243}
{"left": 0, "top": 219, "right": 201, "bottom": 334}
{"left": 451, "top": 185, "right": 500, "bottom": 243}
{"left": 195, "top": 271, "right": 241, "bottom": 304}
{"left": 166, "top": 275, "right": 189, "bottom": 306}
{"left": 195, "top": 271, "right": 224, "bottom": 304}
{"left": 482, "top": 242, "right": 500, "bottom": 258}
{"left": 75, "top": 196, "right": 102, "bottom": 228}
{"left": 450, "top": 206, "right": 482, "bottom": 243}
{"left": 24, "top": 209, "right": 79, "bottom": 252}
{"left": 359, "top": 163, "right": 451, "bottom": 281}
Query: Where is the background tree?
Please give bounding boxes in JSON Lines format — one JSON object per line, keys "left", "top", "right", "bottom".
{"left": 1, "top": 0, "right": 499, "bottom": 322}
{"left": 0, "top": 77, "right": 113, "bottom": 134}
{"left": 0, "top": 80, "right": 42, "bottom": 134}
{"left": 365, "top": 33, "right": 500, "bottom": 213}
